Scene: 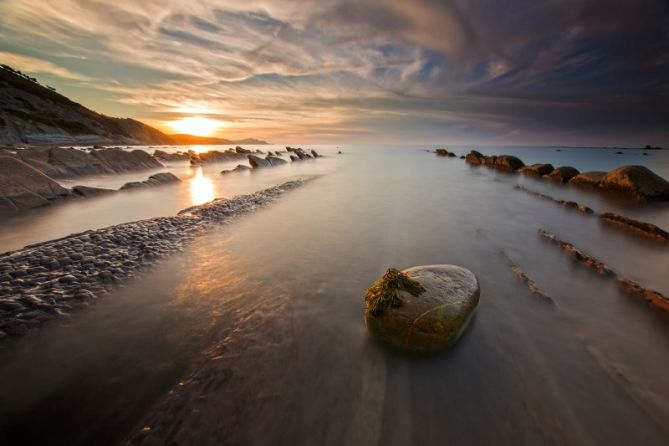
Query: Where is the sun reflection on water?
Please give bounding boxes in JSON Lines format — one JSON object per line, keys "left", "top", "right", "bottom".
{"left": 189, "top": 167, "right": 215, "bottom": 205}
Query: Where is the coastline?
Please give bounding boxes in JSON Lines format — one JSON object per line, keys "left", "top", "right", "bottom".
{"left": 0, "top": 179, "right": 308, "bottom": 341}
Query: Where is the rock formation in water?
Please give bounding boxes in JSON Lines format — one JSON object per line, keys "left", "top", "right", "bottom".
{"left": 364, "top": 265, "right": 479, "bottom": 354}
{"left": 545, "top": 166, "right": 580, "bottom": 183}
{"left": 0, "top": 179, "right": 306, "bottom": 340}
{"left": 599, "top": 213, "right": 669, "bottom": 243}
{"left": 120, "top": 172, "right": 181, "bottom": 190}
{"left": 519, "top": 163, "right": 554, "bottom": 176}
{"left": 600, "top": 166, "right": 669, "bottom": 201}
{"left": 568, "top": 171, "right": 607, "bottom": 187}
{"left": 0, "top": 156, "right": 70, "bottom": 214}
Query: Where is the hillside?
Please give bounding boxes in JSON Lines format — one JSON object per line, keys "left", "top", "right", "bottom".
{"left": 0, "top": 65, "right": 173, "bottom": 145}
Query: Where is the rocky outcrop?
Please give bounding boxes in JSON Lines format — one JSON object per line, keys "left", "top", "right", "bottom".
{"left": 71, "top": 185, "right": 116, "bottom": 198}
{"left": 538, "top": 229, "right": 614, "bottom": 276}
{"left": 545, "top": 166, "right": 580, "bottom": 183}
{"left": 500, "top": 250, "right": 553, "bottom": 304}
{"left": 464, "top": 151, "right": 523, "bottom": 171}
{"left": 519, "top": 163, "right": 554, "bottom": 176}
{"left": 0, "top": 180, "right": 306, "bottom": 339}
{"left": 568, "top": 171, "right": 606, "bottom": 188}
{"left": 599, "top": 213, "right": 669, "bottom": 243}
{"left": 153, "top": 150, "right": 190, "bottom": 162}
{"left": 0, "top": 156, "right": 69, "bottom": 214}
{"left": 89, "top": 148, "right": 163, "bottom": 172}
{"left": 600, "top": 166, "right": 669, "bottom": 200}
{"left": 119, "top": 172, "right": 181, "bottom": 190}
{"left": 513, "top": 185, "right": 594, "bottom": 214}
{"left": 364, "top": 265, "right": 479, "bottom": 354}
{"left": 248, "top": 154, "right": 288, "bottom": 168}
{"left": 286, "top": 147, "right": 314, "bottom": 160}
{"left": 221, "top": 164, "right": 251, "bottom": 174}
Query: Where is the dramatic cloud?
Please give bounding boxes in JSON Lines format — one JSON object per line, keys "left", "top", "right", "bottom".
{"left": 0, "top": 0, "right": 667, "bottom": 144}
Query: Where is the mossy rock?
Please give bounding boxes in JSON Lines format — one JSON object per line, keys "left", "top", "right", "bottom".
{"left": 364, "top": 265, "right": 480, "bottom": 354}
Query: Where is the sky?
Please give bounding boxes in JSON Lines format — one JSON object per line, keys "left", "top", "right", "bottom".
{"left": 0, "top": 0, "right": 667, "bottom": 145}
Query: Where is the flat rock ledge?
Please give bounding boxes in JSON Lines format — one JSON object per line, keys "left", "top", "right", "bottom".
{"left": 0, "top": 179, "right": 306, "bottom": 341}
{"left": 365, "top": 265, "right": 480, "bottom": 354}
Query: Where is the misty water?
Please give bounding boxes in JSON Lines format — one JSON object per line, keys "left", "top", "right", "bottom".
{"left": 1, "top": 145, "right": 669, "bottom": 445}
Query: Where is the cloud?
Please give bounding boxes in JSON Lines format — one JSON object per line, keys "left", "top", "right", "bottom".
{"left": 0, "top": 0, "right": 666, "bottom": 144}
{"left": 0, "top": 51, "right": 90, "bottom": 81}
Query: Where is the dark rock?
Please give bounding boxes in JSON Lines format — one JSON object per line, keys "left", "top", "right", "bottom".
{"left": 465, "top": 150, "right": 485, "bottom": 165}
{"left": 0, "top": 156, "right": 70, "bottom": 214}
{"left": 436, "top": 149, "right": 449, "bottom": 156}
{"left": 519, "top": 163, "right": 554, "bottom": 176}
{"left": 72, "top": 185, "right": 116, "bottom": 198}
{"left": 545, "top": 166, "right": 580, "bottom": 183}
{"left": 493, "top": 155, "right": 525, "bottom": 171}
{"left": 568, "top": 171, "right": 606, "bottom": 188}
{"left": 600, "top": 165, "right": 669, "bottom": 201}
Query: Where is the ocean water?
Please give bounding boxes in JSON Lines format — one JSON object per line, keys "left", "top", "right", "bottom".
{"left": 0, "top": 145, "right": 668, "bottom": 445}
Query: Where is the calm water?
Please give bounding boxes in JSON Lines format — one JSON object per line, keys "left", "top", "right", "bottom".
{"left": 1, "top": 145, "right": 668, "bottom": 445}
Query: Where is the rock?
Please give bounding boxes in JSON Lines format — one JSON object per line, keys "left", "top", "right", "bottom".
{"left": 600, "top": 165, "right": 669, "bottom": 200}
{"left": 0, "top": 156, "right": 70, "bottom": 214}
{"left": 90, "top": 148, "right": 164, "bottom": 172}
{"left": 248, "top": 155, "right": 270, "bottom": 168}
{"left": 519, "top": 163, "right": 554, "bottom": 176}
{"left": 545, "top": 166, "right": 580, "bottom": 183}
{"left": 447, "top": 152, "right": 456, "bottom": 157}
{"left": 221, "top": 164, "right": 251, "bottom": 174}
{"left": 465, "top": 150, "right": 485, "bottom": 165}
{"left": 72, "top": 185, "right": 116, "bottom": 198}
{"left": 120, "top": 172, "right": 180, "bottom": 190}
{"left": 436, "top": 149, "right": 449, "bottom": 156}
{"left": 568, "top": 171, "right": 606, "bottom": 188}
{"left": 311, "top": 149, "right": 320, "bottom": 158}
{"left": 235, "top": 146, "right": 251, "bottom": 154}
{"left": 493, "top": 155, "right": 525, "bottom": 171}
{"left": 289, "top": 155, "right": 298, "bottom": 162}
{"left": 364, "top": 265, "right": 480, "bottom": 354}
{"left": 266, "top": 156, "right": 287, "bottom": 166}
{"left": 153, "top": 150, "right": 190, "bottom": 161}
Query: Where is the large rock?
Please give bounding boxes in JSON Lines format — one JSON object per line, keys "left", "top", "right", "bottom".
{"left": 15, "top": 147, "right": 114, "bottom": 178}
{"left": 545, "top": 166, "right": 579, "bottom": 183}
{"left": 493, "top": 155, "right": 524, "bottom": 171}
{"left": 568, "top": 171, "right": 606, "bottom": 188}
{"left": 248, "top": 154, "right": 270, "bottom": 168}
{"left": 465, "top": 150, "right": 485, "bottom": 165}
{"left": 91, "top": 148, "right": 163, "bottom": 172}
{"left": 364, "top": 265, "right": 480, "bottom": 354}
{"left": 153, "top": 150, "right": 190, "bottom": 161}
{"left": 266, "top": 155, "right": 287, "bottom": 166}
{"left": 221, "top": 164, "right": 251, "bottom": 174}
{"left": 519, "top": 163, "right": 554, "bottom": 176}
{"left": 0, "top": 156, "right": 69, "bottom": 214}
{"left": 600, "top": 165, "right": 669, "bottom": 200}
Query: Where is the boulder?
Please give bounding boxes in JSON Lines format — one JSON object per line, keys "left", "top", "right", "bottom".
{"left": 71, "top": 185, "right": 116, "bottom": 198}
{"left": 436, "top": 149, "right": 449, "bottom": 156}
{"left": 545, "top": 166, "right": 579, "bottom": 183}
{"left": 600, "top": 165, "right": 669, "bottom": 200}
{"left": 266, "top": 156, "right": 287, "bottom": 166}
{"left": 0, "top": 156, "right": 69, "bottom": 214}
{"left": 290, "top": 155, "right": 298, "bottom": 162}
{"left": 519, "top": 163, "right": 554, "bottom": 176}
{"left": 447, "top": 152, "right": 456, "bottom": 157}
{"left": 311, "top": 149, "right": 320, "bottom": 158}
{"left": 248, "top": 154, "right": 270, "bottom": 168}
{"left": 364, "top": 265, "right": 480, "bottom": 354}
{"left": 568, "top": 171, "right": 606, "bottom": 188}
{"left": 235, "top": 146, "right": 252, "bottom": 154}
{"left": 465, "top": 150, "right": 485, "bottom": 165}
{"left": 493, "top": 155, "right": 525, "bottom": 171}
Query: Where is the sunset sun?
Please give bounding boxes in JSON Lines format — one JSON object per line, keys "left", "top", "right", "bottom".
{"left": 170, "top": 116, "right": 220, "bottom": 136}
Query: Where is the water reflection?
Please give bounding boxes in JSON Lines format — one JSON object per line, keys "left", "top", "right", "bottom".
{"left": 189, "top": 167, "right": 215, "bottom": 205}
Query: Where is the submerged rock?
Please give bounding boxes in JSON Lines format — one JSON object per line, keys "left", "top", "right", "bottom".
{"left": 493, "top": 155, "right": 524, "bottom": 171}
{"left": 221, "top": 164, "right": 251, "bottom": 174}
{"left": 120, "top": 172, "right": 180, "bottom": 190}
{"left": 364, "top": 265, "right": 480, "bottom": 354}
{"left": 600, "top": 165, "right": 669, "bottom": 201}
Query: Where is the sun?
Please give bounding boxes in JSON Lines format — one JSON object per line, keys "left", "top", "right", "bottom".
{"left": 170, "top": 116, "right": 220, "bottom": 136}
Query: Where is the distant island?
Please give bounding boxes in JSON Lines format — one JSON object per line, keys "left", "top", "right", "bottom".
{"left": 0, "top": 65, "right": 267, "bottom": 146}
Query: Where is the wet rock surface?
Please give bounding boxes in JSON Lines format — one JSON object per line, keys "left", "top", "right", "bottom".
{"left": 599, "top": 213, "right": 669, "bottom": 243}
{"left": 120, "top": 172, "right": 181, "bottom": 190}
{"left": 0, "top": 179, "right": 305, "bottom": 341}
{"left": 600, "top": 166, "right": 669, "bottom": 201}
{"left": 364, "top": 265, "right": 480, "bottom": 354}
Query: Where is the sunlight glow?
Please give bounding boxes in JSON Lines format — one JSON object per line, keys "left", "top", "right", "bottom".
{"left": 171, "top": 116, "right": 221, "bottom": 136}
{"left": 189, "top": 167, "right": 215, "bottom": 205}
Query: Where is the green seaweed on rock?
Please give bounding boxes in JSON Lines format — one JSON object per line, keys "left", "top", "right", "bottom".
{"left": 365, "top": 268, "right": 426, "bottom": 317}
